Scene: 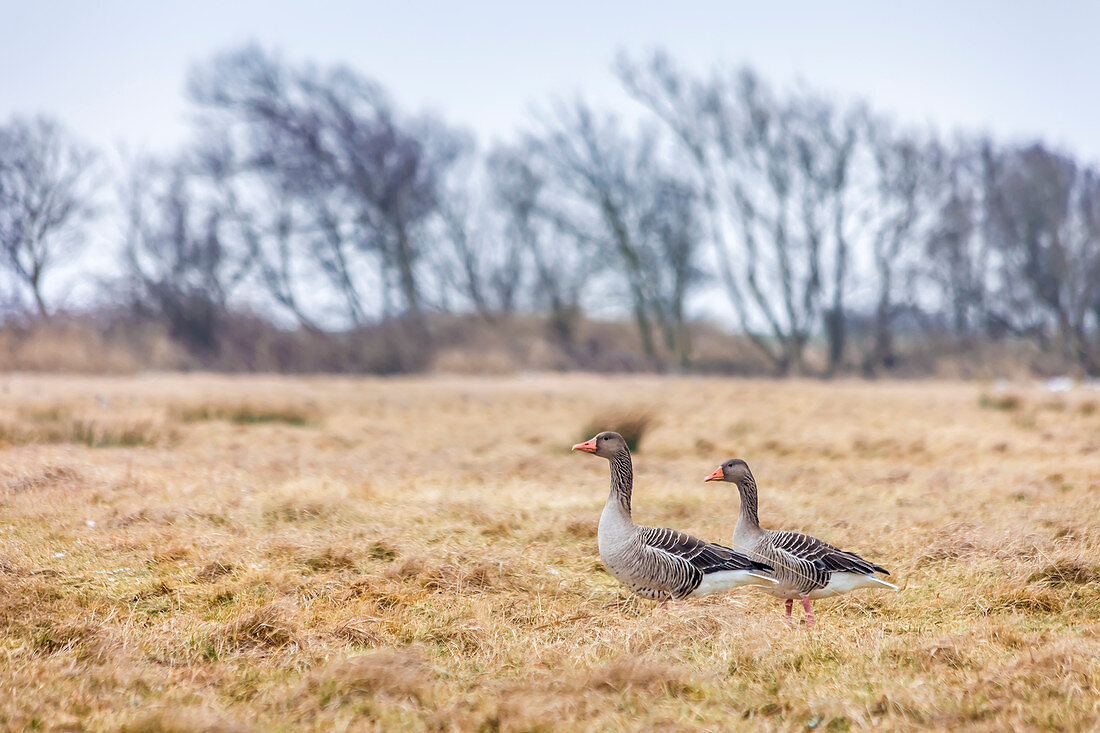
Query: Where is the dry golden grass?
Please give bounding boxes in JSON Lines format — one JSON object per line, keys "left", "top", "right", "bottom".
{"left": 1, "top": 373, "right": 1099, "bottom": 730}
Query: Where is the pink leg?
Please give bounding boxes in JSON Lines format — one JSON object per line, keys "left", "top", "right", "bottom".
{"left": 801, "top": 596, "right": 815, "bottom": 628}
{"left": 784, "top": 599, "right": 794, "bottom": 623}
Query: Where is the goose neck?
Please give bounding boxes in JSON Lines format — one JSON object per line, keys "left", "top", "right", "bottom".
{"left": 607, "top": 450, "right": 633, "bottom": 514}
{"left": 734, "top": 473, "right": 761, "bottom": 533}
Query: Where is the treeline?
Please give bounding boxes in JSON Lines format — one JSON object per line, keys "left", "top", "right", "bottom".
{"left": 2, "top": 47, "right": 1099, "bottom": 375}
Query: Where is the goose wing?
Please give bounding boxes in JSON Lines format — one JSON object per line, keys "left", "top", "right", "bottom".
{"left": 767, "top": 530, "right": 889, "bottom": 576}
{"left": 641, "top": 526, "right": 773, "bottom": 574}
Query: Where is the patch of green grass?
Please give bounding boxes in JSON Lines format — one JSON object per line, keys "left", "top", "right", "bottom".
{"left": 66, "top": 419, "right": 164, "bottom": 447}
{"left": 979, "top": 393, "right": 1021, "bottom": 411}
{"left": 176, "top": 402, "right": 318, "bottom": 427}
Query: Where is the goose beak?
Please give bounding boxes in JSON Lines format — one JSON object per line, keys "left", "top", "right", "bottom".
{"left": 571, "top": 437, "right": 598, "bottom": 453}
{"left": 704, "top": 466, "right": 724, "bottom": 482}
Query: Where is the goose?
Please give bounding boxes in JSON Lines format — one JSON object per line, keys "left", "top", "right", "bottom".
{"left": 572, "top": 432, "right": 777, "bottom": 601}
{"left": 704, "top": 459, "right": 897, "bottom": 627}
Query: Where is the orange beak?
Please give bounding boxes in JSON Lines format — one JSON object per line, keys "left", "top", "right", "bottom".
{"left": 572, "top": 437, "right": 598, "bottom": 453}
{"left": 704, "top": 466, "right": 724, "bottom": 482}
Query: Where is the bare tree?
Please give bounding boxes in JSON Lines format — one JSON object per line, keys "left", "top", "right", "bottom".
{"left": 619, "top": 54, "right": 854, "bottom": 374}
{"left": 0, "top": 116, "right": 97, "bottom": 318}
{"left": 984, "top": 143, "right": 1100, "bottom": 372}
{"left": 923, "top": 139, "right": 993, "bottom": 344}
{"left": 123, "top": 158, "right": 252, "bottom": 356}
{"left": 523, "top": 100, "right": 703, "bottom": 367}
{"left": 194, "top": 134, "right": 325, "bottom": 331}
{"left": 433, "top": 139, "right": 526, "bottom": 322}
{"left": 527, "top": 101, "right": 657, "bottom": 363}
{"left": 189, "top": 45, "right": 463, "bottom": 338}
{"left": 637, "top": 174, "right": 704, "bottom": 367}
{"left": 789, "top": 96, "right": 861, "bottom": 375}
{"left": 489, "top": 145, "right": 589, "bottom": 353}
{"left": 859, "top": 118, "right": 944, "bottom": 373}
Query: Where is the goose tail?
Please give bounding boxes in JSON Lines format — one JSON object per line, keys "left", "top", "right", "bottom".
{"left": 747, "top": 570, "right": 780, "bottom": 585}
{"left": 869, "top": 575, "right": 899, "bottom": 591}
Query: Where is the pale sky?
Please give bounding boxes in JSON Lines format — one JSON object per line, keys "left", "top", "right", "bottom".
{"left": 3, "top": 0, "right": 1099, "bottom": 314}
{"left": 3, "top": 1, "right": 1100, "bottom": 159}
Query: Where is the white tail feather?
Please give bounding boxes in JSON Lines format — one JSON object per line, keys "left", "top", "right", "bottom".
{"left": 806, "top": 572, "right": 899, "bottom": 599}
{"left": 690, "top": 569, "right": 777, "bottom": 597}
{"left": 870, "top": 575, "right": 899, "bottom": 591}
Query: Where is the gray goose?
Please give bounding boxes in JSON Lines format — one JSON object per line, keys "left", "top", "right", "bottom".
{"left": 572, "top": 432, "right": 776, "bottom": 601}
{"left": 705, "top": 459, "right": 897, "bottom": 627}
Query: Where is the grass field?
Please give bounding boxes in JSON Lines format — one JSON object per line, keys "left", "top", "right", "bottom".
{"left": 1, "top": 374, "right": 1099, "bottom": 731}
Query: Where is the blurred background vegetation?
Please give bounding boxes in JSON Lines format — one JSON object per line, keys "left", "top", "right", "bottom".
{"left": 2, "top": 45, "right": 1098, "bottom": 377}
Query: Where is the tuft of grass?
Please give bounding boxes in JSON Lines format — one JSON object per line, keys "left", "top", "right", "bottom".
{"left": 979, "top": 392, "right": 1021, "bottom": 411}
{"left": 69, "top": 418, "right": 167, "bottom": 447}
{"left": 209, "top": 603, "right": 300, "bottom": 653}
{"left": 390, "top": 555, "right": 517, "bottom": 593}
{"left": 175, "top": 401, "right": 319, "bottom": 427}
{"left": 32, "top": 621, "right": 98, "bottom": 655}
{"left": 1028, "top": 559, "right": 1100, "bottom": 586}
{"left": 587, "top": 656, "right": 697, "bottom": 696}
{"left": 120, "top": 706, "right": 250, "bottom": 733}
{"left": 306, "top": 647, "right": 432, "bottom": 703}
{"left": 3, "top": 465, "right": 83, "bottom": 494}
{"left": 302, "top": 547, "right": 357, "bottom": 572}
{"left": 195, "top": 561, "right": 234, "bottom": 583}
{"left": 0, "top": 415, "right": 168, "bottom": 448}
{"left": 261, "top": 478, "right": 361, "bottom": 524}
{"left": 580, "top": 410, "right": 657, "bottom": 452}
{"left": 987, "top": 586, "right": 1065, "bottom": 614}
{"left": 367, "top": 540, "right": 399, "bottom": 562}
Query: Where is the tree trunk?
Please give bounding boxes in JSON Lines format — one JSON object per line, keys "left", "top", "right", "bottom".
{"left": 29, "top": 268, "right": 49, "bottom": 319}
{"left": 672, "top": 304, "right": 691, "bottom": 371}
{"left": 866, "top": 293, "right": 895, "bottom": 376}
{"left": 630, "top": 298, "right": 658, "bottom": 366}
{"left": 548, "top": 298, "right": 578, "bottom": 357}
{"left": 393, "top": 227, "right": 428, "bottom": 342}
{"left": 824, "top": 307, "right": 844, "bottom": 377}
{"left": 826, "top": 213, "right": 848, "bottom": 376}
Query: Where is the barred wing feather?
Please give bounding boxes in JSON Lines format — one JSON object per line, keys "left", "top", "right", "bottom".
{"left": 641, "top": 526, "right": 773, "bottom": 575}
{"left": 768, "top": 530, "right": 889, "bottom": 576}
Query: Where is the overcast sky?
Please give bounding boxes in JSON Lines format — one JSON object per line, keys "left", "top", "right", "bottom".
{"left": 3, "top": 1, "right": 1100, "bottom": 160}
{"left": 3, "top": 1, "right": 1099, "bottom": 313}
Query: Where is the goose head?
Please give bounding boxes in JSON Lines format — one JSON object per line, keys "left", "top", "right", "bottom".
{"left": 571, "top": 431, "right": 628, "bottom": 459}
{"left": 704, "top": 458, "right": 751, "bottom": 483}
